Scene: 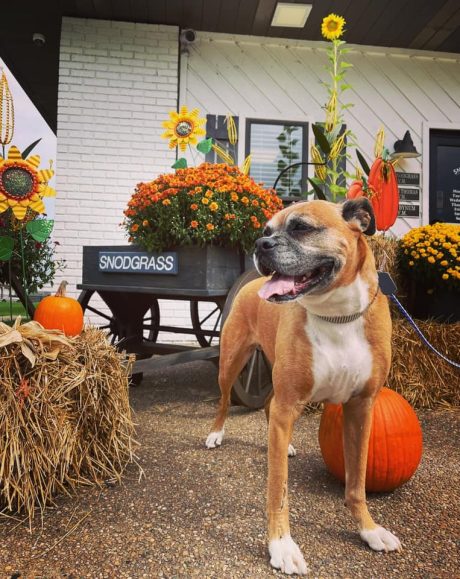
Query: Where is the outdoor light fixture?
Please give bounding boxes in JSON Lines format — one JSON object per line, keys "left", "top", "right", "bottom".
{"left": 391, "top": 130, "right": 421, "bottom": 159}
{"left": 271, "top": 3, "right": 312, "bottom": 28}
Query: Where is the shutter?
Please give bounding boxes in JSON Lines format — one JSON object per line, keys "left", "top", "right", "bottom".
{"left": 205, "top": 115, "right": 239, "bottom": 164}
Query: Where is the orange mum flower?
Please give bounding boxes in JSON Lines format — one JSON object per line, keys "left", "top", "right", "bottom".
{"left": 190, "top": 220, "right": 198, "bottom": 228}
{"left": 190, "top": 203, "right": 198, "bottom": 210}
{"left": 206, "top": 223, "right": 215, "bottom": 231}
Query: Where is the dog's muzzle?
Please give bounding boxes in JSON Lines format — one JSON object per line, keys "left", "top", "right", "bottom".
{"left": 255, "top": 236, "right": 337, "bottom": 303}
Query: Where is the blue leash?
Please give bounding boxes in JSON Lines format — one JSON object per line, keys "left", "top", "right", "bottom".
{"left": 389, "top": 293, "right": 460, "bottom": 370}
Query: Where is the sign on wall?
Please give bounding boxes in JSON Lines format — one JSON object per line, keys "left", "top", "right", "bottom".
{"left": 397, "top": 173, "right": 421, "bottom": 218}
{"left": 397, "top": 172, "right": 420, "bottom": 186}
{"left": 98, "top": 251, "right": 178, "bottom": 274}
{"left": 398, "top": 203, "right": 420, "bottom": 218}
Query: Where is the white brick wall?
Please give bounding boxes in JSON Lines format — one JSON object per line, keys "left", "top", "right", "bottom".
{"left": 56, "top": 17, "right": 178, "bottom": 286}
{"left": 56, "top": 17, "right": 202, "bottom": 341}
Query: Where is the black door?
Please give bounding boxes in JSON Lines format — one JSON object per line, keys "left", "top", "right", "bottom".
{"left": 429, "top": 129, "right": 460, "bottom": 224}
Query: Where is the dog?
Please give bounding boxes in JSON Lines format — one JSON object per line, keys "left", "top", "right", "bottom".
{"left": 205, "top": 198, "right": 401, "bottom": 575}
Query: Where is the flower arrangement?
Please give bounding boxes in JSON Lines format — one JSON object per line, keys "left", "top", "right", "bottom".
{"left": 123, "top": 162, "right": 282, "bottom": 254}
{"left": 398, "top": 223, "right": 460, "bottom": 292}
{"left": 0, "top": 70, "right": 62, "bottom": 314}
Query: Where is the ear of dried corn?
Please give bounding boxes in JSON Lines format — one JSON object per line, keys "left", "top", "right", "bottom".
{"left": 0, "top": 321, "right": 137, "bottom": 523}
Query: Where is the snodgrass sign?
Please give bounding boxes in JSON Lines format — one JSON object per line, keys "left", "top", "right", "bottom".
{"left": 81, "top": 245, "right": 248, "bottom": 292}
{"left": 99, "top": 251, "right": 178, "bottom": 274}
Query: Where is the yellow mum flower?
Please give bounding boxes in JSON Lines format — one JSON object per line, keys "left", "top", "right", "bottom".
{"left": 0, "top": 145, "right": 56, "bottom": 221}
{"left": 201, "top": 197, "right": 209, "bottom": 205}
{"left": 428, "top": 256, "right": 435, "bottom": 264}
{"left": 321, "top": 14, "right": 346, "bottom": 41}
{"left": 442, "top": 274, "right": 449, "bottom": 280}
{"left": 161, "top": 105, "right": 206, "bottom": 152}
{"left": 440, "top": 260, "right": 448, "bottom": 266}
{"left": 209, "top": 202, "right": 218, "bottom": 212}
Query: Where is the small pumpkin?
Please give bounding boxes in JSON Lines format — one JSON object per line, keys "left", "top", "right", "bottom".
{"left": 318, "top": 387, "right": 423, "bottom": 492}
{"left": 367, "top": 158, "right": 399, "bottom": 231}
{"left": 34, "top": 281, "right": 84, "bottom": 337}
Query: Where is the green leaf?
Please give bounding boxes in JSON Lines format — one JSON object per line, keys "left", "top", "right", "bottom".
{"left": 312, "top": 124, "right": 331, "bottom": 156}
{"left": 307, "top": 178, "right": 327, "bottom": 201}
{"left": 0, "top": 236, "right": 14, "bottom": 261}
{"left": 340, "top": 62, "right": 353, "bottom": 69}
{"left": 171, "top": 157, "right": 188, "bottom": 169}
{"left": 277, "top": 133, "right": 286, "bottom": 142}
{"left": 340, "top": 84, "right": 352, "bottom": 91}
{"left": 356, "top": 150, "right": 370, "bottom": 176}
{"left": 26, "top": 219, "right": 55, "bottom": 242}
{"left": 196, "top": 138, "right": 213, "bottom": 154}
{"left": 330, "top": 184, "right": 347, "bottom": 195}
{"left": 21, "top": 138, "right": 42, "bottom": 160}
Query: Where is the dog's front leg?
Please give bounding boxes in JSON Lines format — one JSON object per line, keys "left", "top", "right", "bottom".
{"left": 343, "top": 394, "right": 401, "bottom": 552}
{"left": 267, "top": 397, "right": 308, "bottom": 575}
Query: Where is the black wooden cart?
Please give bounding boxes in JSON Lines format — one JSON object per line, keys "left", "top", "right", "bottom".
{"left": 77, "top": 245, "right": 272, "bottom": 409}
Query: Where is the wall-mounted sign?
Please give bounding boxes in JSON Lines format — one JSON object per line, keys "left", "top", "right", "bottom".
{"left": 398, "top": 203, "right": 420, "bottom": 218}
{"left": 448, "top": 189, "right": 460, "bottom": 223}
{"left": 399, "top": 188, "right": 420, "bottom": 202}
{"left": 98, "top": 251, "right": 178, "bottom": 274}
{"left": 397, "top": 172, "right": 420, "bottom": 186}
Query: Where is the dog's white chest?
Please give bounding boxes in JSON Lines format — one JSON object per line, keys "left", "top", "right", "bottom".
{"left": 306, "top": 317, "right": 372, "bottom": 404}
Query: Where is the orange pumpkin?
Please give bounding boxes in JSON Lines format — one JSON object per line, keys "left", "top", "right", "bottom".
{"left": 34, "top": 281, "right": 84, "bottom": 337}
{"left": 318, "top": 388, "right": 423, "bottom": 492}
{"left": 367, "top": 158, "right": 399, "bottom": 231}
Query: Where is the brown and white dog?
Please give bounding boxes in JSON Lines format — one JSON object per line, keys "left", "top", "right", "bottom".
{"left": 205, "top": 198, "right": 401, "bottom": 575}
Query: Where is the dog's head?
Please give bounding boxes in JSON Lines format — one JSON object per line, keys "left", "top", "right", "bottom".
{"left": 255, "top": 198, "right": 375, "bottom": 303}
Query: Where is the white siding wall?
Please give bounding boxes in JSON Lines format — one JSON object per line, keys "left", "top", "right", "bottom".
{"left": 184, "top": 32, "right": 460, "bottom": 236}
{"left": 56, "top": 17, "right": 178, "bottom": 290}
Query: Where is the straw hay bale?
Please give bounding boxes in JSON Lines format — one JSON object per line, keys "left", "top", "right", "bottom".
{"left": 0, "top": 320, "right": 137, "bottom": 522}
{"left": 389, "top": 318, "right": 460, "bottom": 409}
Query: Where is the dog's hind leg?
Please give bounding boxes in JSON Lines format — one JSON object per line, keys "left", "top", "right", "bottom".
{"left": 205, "top": 320, "right": 255, "bottom": 449}
{"left": 343, "top": 393, "right": 402, "bottom": 552}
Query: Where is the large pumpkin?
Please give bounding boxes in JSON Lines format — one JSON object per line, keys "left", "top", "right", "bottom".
{"left": 34, "top": 281, "right": 84, "bottom": 337}
{"left": 367, "top": 158, "right": 399, "bottom": 231}
{"left": 318, "top": 388, "right": 423, "bottom": 492}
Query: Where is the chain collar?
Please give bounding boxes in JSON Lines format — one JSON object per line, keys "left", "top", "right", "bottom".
{"left": 312, "top": 285, "right": 380, "bottom": 324}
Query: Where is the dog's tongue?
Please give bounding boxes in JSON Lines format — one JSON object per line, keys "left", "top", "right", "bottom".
{"left": 258, "top": 274, "right": 296, "bottom": 300}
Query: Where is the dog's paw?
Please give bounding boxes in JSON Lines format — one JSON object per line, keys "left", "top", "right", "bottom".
{"left": 360, "top": 526, "right": 402, "bottom": 552}
{"left": 288, "top": 444, "right": 297, "bottom": 457}
{"left": 205, "top": 430, "right": 224, "bottom": 449}
{"left": 269, "top": 535, "right": 308, "bottom": 575}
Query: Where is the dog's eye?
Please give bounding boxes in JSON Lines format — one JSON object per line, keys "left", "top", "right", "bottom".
{"left": 290, "top": 222, "right": 315, "bottom": 235}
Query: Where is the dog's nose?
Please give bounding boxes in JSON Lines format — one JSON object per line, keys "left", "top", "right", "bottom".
{"left": 256, "top": 237, "right": 277, "bottom": 252}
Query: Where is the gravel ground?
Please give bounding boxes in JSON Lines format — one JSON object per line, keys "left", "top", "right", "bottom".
{"left": 1, "top": 360, "right": 459, "bottom": 579}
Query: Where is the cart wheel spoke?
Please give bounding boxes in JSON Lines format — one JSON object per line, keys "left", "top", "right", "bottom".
{"left": 190, "top": 300, "right": 223, "bottom": 347}
{"left": 84, "top": 305, "right": 113, "bottom": 321}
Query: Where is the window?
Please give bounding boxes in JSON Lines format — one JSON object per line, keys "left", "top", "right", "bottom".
{"left": 245, "top": 119, "right": 308, "bottom": 197}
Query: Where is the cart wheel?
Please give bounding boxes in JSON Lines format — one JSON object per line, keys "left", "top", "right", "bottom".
{"left": 190, "top": 299, "right": 224, "bottom": 347}
{"left": 78, "top": 290, "right": 160, "bottom": 345}
{"left": 222, "top": 270, "right": 273, "bottom": 409}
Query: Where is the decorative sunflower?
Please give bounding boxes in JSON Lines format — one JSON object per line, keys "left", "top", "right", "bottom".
{"left": 321, "top": 13, "right": 346, "bottom": 41}
{"left": 161, "top": 105, "right": 206, "bottom": 152}
{"left": 0, "top": 145, "right": 56, "bottom": 221}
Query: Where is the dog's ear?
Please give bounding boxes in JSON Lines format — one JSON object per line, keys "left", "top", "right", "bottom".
{"left": 341, "top": 197, "right": 376, "bottom": 236}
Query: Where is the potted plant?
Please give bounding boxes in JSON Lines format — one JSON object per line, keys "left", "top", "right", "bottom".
{"left": 398, "top": 222, "right": 460, "bottom": 322}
